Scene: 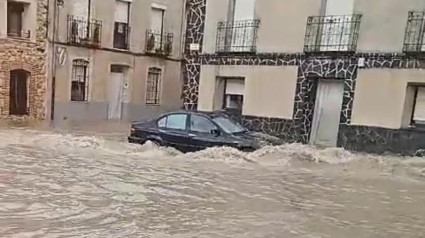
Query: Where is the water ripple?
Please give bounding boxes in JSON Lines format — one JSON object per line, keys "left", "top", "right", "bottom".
{"left": 0, "top": 128, "right": 424, "bottom": 237}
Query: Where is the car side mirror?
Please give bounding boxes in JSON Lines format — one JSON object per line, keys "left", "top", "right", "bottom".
{"left": 211, "top": 129, "right": 221, "bottom": 136}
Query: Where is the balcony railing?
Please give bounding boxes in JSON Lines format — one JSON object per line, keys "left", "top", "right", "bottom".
{"left": 216, "top": 19, "right": 260, "bottom": 53}
{"left": 145, "top": 30, "right": 173, "bottom": 56}
{"left": 114, "top": 22, "right": 130, "bottom": 50}
{"left": 304, "top": 14, "right": 362, "bottom": 53}
{"left": 7, "top": 29, "right": 30, "bottom": 39}
{"left": 403, "top": 11, "right": 425, "bottom": 53}
{"left": 67, "top": 15, "right": 102, "bottom": 47}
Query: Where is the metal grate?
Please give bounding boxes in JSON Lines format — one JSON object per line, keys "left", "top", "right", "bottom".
{"left": 71, "top": 59, "right": 89, "bottom": 102}
{"left": 67, "top": 15, "right": 102, "bottom": 47}
{"left": 145, "top": 30, "right": 173, "bottom": 56}
{"left": 304, "top": 14, "right": 362, "bottom": 53}
{"left": 403, "top": 11, "right": 425, "bottom": 53}
{"left": 114, "top": 22, "right": 130, "bottom": 50}
{"left": 216, "top": 19, "right": 260, "bottom": 53}
{"left": 146, "top": 68, "right": 162, "bottom": 105}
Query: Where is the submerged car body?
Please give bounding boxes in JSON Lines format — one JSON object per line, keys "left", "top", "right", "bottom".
{"left": 128, "top": 111, "right": 264, "bottom": 152}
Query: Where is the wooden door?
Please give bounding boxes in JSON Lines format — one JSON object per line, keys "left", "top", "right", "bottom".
{"left": 9, "top": 70, "right": 28, "bottom": 115}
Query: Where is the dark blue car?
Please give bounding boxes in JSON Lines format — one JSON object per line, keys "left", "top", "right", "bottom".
{"left": 128, "top": 111, "right": 262, "bottom": 152}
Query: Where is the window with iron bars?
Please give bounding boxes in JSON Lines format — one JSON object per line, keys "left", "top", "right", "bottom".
{"left": 403, "top": 11, "right": 425, "bottom": 53}
{"left": 216, "top": 19, "right": 260, "bottom": 53}
{"left": 304, "top": 14, "right": 362, "bottom": 53}
{"left": 146, "top": 68, "right": 162, "bottom": 105}
{"left": 71, "top": 59, "right": 89, "bottom": 102}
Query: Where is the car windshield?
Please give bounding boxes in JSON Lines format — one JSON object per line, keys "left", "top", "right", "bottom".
{"left": 212, "top": 116, "right": 246, "bottom": 134}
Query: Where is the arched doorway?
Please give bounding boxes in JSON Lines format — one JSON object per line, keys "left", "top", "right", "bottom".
{"left": 9, "top": 69, "right": 29, "bottom": 115}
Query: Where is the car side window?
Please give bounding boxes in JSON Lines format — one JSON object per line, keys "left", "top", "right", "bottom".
{"left": 157, "top": 117, "right": 167, "bottom": 128}
{"left": 190, "top": 115, "right": 218, "bottom": 133}
{"left": 164, "top": 114, "right": 187, "bottom": 130}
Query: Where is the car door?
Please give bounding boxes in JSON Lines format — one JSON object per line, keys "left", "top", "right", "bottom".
{"left": 188, "top": 114, "right": 226, "bottom": 151}
{"left": 157, "top": 113, "right": 191, "bottom": 151}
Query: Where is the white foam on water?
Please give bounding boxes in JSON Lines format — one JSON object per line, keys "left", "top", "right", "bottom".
{"left": 1, "top": 127, "right": 425, "bottom": 181}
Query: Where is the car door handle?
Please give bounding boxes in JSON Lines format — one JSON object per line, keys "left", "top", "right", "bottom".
{"left": 188, "top": 134, "right": 196, "bottom": 138}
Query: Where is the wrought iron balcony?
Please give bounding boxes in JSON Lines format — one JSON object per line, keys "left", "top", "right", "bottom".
{"left": 67, "top": 15, "right": 102, "bottom": 47}
{"left": 403, "top": 11, "right": 425, "bottom": 53}
{"left": 304, "top": 14, "right": 362, "bottom": 53}
{"left": 216, "top": 19, "right": 260, "bottom": 53}
{"left": 114, "top": 22, "right": 130, "bottom": 50}
{"left": 145, "top": 30, "right": 173, "bottom": 56}
{"left": 7, "top": 30, "right": 30, "bottom": 39}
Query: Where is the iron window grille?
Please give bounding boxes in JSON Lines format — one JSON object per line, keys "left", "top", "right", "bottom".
{"left": 403, "top": 11, "right": 425, "bottom": 53}
{"left": 216, "top": 19, "right": 260, "bottom": 53}
{"left": 145, "top": 30, "right": 173, "bottom": 56}
{"left": 304, "top": 14, "right": 362, "bottom": 53}
{"left": 71, "top": 59, "right": 89, "bottom": 102}
{"left": 114, "top": 22, "right": 130, "bottom": 50}
{"left": 146, "top": 68, "right": 162, "bottom": 105}
{"left": 67, "top": 15, "right": 102, "bottom": 47}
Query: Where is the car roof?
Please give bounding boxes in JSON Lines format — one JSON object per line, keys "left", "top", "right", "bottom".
{"left": 159, "top": 110, "right": 228, "bottom": 119}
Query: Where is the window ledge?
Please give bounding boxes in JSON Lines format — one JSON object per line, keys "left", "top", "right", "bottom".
{"left": 112, "top": 47, "right": 131, "bottom": 52}
{"left": 2, "top": 36, "right": 34, "bottom": 42}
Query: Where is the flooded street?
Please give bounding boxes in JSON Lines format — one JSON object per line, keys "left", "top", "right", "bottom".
{"left": 0, "top": 122, "right": 425, "bottom": 237}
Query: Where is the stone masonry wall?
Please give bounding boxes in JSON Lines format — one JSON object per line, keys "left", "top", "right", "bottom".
{"left": 0, "top": 0, "right": 48, "bottom": 119}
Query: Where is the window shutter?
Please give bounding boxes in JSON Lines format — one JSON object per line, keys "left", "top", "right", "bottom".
{"left": 151, "top": 8, "right": 164, "bottom": 32}
{"left": 325, "top": 0, "right": 354, "bottom": 15}
{"left": 115, "top": 0, "right": 129, "bottom": 23}
{"left": 225, "top": 79, "right": 245, "bottom": 95}
{"left": 234, "top": 0, "right": 255, "bottom": 20}
{"left": 71, "top": 0, "right": 89, "bottom": 18}
{"left": 414, "top": 87, "right": 425, "bottom": 122}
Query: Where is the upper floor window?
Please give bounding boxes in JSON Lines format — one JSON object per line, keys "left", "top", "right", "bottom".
{"left": 304, "top": 14, "right": 362, "bottom": 53}
{"left": 71, "top": 59, "right": 89, "bottom": 102}
{"left": 146, "top": 67, "right": 162, "bottom": 105}
{"left": 7, "top": 1, "right": 30, "bottom": 39}
{"left": 145, "top": 7, "right": 173, "bottom": 56}
{"left": 403, "top": 11, "right": 425, "bottom": 53}
{"left": 216, "top": 0, "right": 259, "bottom": 53}
{"left": 304, "top": 0, "right": 360, "bottom": 53}
{"left": 68, "top": 0, "right": 102, "bottom": 47}
{"left": 114, "top": 0, "right": 130, "bottom": 49}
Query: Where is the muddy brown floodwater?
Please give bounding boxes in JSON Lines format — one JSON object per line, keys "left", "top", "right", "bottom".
{"left": 0, "top": 121, "right": 424, "bottom": 237}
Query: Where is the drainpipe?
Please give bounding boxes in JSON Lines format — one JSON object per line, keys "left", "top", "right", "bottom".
{"left": 49, "top": 0, "right": 61, "bottom": 121}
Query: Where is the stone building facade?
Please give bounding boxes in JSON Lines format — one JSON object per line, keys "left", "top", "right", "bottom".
{"left": 183, "top": 0, "right": 425, "bottom": 156}
{"left": 0, "top": 0, "right": 48, "bottom": 119}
